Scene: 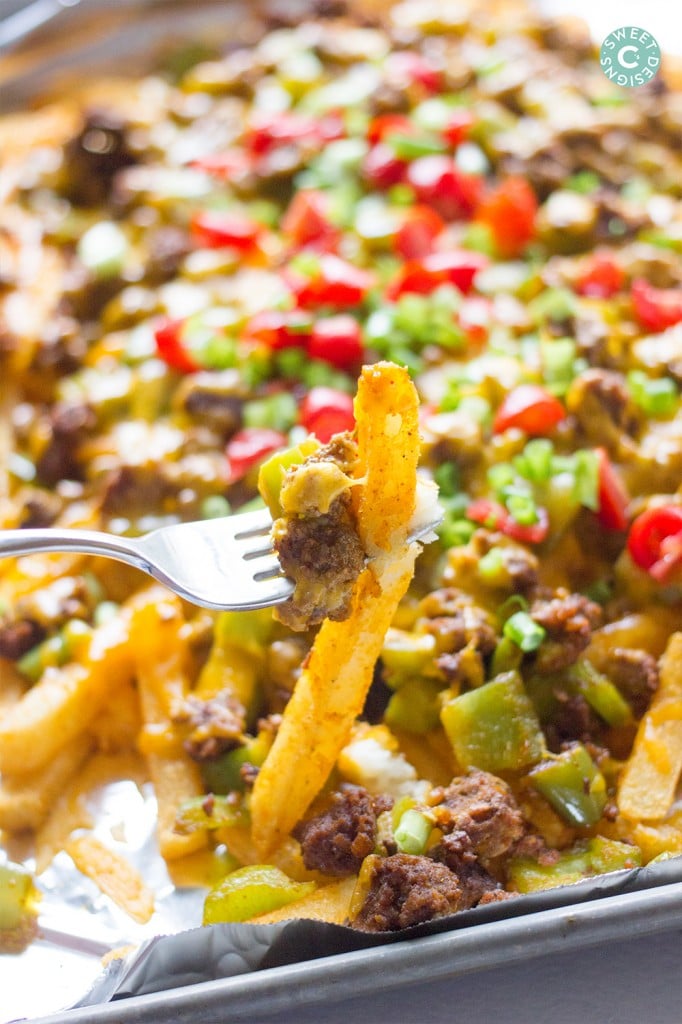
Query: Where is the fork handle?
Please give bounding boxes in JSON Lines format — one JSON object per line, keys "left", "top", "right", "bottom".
{"left": 0, "top": 528, "right": 149, "bottom": 572}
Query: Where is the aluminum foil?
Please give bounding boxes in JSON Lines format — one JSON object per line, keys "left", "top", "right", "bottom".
{"left": 2, "top": 780, "right": 207, "bottom": 1022}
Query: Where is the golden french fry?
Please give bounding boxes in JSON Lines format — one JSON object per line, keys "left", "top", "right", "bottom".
{"left": 0, "top": 586, "right": 166, "bottom": 775}
{"left": 251, "top": 363, "right": 421, "bottom": 854}
{"left": 253, "top": 877, "right": 356, "bottom": 926}
{"left": 354, "top": 361, "right": 420, "bottom": 555}
{"left": 131, "top": 596, "right": 208, "bottom": 860}
{"left": 35, "top": 751, "right": 148, "bottom": 873}
{"left": 618, "top": 632, "right": 682, "bottom": 820}
{"left": 66, "top": 833, "right": 155, "bottom": 924}
{"left": 0, "top": 733, "right": 94, "bottom": 832}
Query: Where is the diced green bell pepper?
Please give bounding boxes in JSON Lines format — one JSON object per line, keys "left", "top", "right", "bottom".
{"left": 571, "top": 660, "right": 633, "bottom": 727}
{"left": 385, "top": 678, "right": 442, "bottom": 734}
{"left": 529, "top": 744, "right": 607, "bottom": 828}
{"left": 381, "top": 628, "right": 437, "bottom": 681}
{"left": 0, "top": 862, "right": 38, "bottom": 931}
{"left": 257, "top": 439, "right": 321, "bottom": 518}
{"left": 440, "top": 671, "right": 545, "bottom": 772}
{"left": 508, "top": 837, "right": 641, "bottom": 894}
{"left": 203, "top": 865, "right": 315, "bottom": 924}
{"left": 174, "top": 794, "right": 249, "bottom": 835}
{"left": 200, "top": 731, "right": 272, "bottom": 794}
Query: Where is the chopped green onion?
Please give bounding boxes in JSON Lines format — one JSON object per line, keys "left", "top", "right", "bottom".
{"left": 438, "top": 517, "right": 476, "bottom": 548}
{"left": 572, "top": 449, "right": 599, "bottom": 511}
{"left": 627, "top": 370, "right": 678, "bottom": 418}
{"left": 385, "top": 133, "right": 447, "bottom": 159}
{"left": 529, "top": 287, "right": 577, "bottom": 325}
{"left": 542, "top": 337, "right": 579, "bottom": 391}
{"left": 503, "top": 611, "right": 546, "bottom": 653}
{"left": 387, "top": 183, "right": 416, "bottom": 206}
{"left": 505, "top": 491, "right": 538, "bottom": 526}
{"left": 394, "top": 808, "right": 432, "bottom": 855}
{"left": 243, "top": 392, "right": 298, "bottom": 431}
{"left": 565, "top": 170, "right": 600, "bottom": 194}
{"left": 201, "top": 495, "right": 232, "bottom": 520}
{"left": 478, "top": 547, "right": 507, "bottom": 583}
{"left": 513, "top": 439, "right": 554, "bottom": 482}
{"left": 488, "top": 462, "right": 515, "bottom": 496}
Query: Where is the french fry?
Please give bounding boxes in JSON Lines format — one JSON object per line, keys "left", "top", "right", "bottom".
{"left": 251, "top": 363, "right": 421, "bottom": 854}
{"left": 0, "top": 586, "right": 165, "bottom": 775}
{"left": 253, "top": 877, "right": 356, "bottom": 926}
{"left": 353, "top": 362, "right": 420, "bottom": 555}
{"left": 65, "top": 833, "right": 155, "bottom": 924}
{"left": 131, "top": 596, "right": 208, "bottom": 860}
{"left": 35, "top": 751, "right": 148, "bottom": 873}
{"left": 618, "top": 632, "right": 682, "bottom": 821}
{"left": 0, "top": 733, "right": 94, "bottom": 832}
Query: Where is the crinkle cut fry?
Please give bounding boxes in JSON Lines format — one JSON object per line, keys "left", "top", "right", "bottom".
{"left": 251, "top": 362, "right": 421, "bottom": 855}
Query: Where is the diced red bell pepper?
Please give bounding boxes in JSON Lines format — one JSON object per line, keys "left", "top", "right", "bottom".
{"left": 627, "top": 504, "right": 682, "bottom": 581}
{"left": 190, "top": 211, "right": 262, "bottom": 251}
{"left": 466, "top": 498, "right": 549, "bottom": 545}
{"left": 363, "top": 143, "right": 407, "bottom": 190}
{"left": 385, "top": 51, "right": 442, "bottom": 93}
{"left": 154, "top": 317, "right": 199, "bottom": 374}
{"left": 407, "top": 155, "right": 483, "bottom": 220}
{"left": 475, "top": 177, "right": 538, "bottom": 258}
{"left": 631, "top": 278, "right": 682, "bottom": 333}
{"left": 282, "top": 190, "right": 338, "bottom": 250}
{"left": 576, "top": 253, "right": 625, "bottom": 299}
{"left": 189, "top": 150, "right": 252, "bottom": 180}
{"left": 300, "top": 386, "right": 355, "bottom": 442}
{"left": 226, "top": 428, "right": 287, "bottom": 483}
{"left": 395, "top": 206, "right": 445, "bottom": 260}
{"left": 243, "top": 309, "right": 313, "bottom": 350}
{"left": 287, "top": 254, "right": 375, "bottom": 309}
{"left": 248, "top": 111, "right": 344, "bottom": 154}
{"left": 442, "top": 109, "right": 474, "bottom": 148}
{"left": 387, "top": 248, "right": 488, "bottom": 299}
{"left": 367, "top": 113, "right": 414, "bottom": 146}
{"left": 493, "top": 384, "right": 566, "bottom": 436}
{"left": 308, "top": 315, "right": 363, "bottom": 370}
{"left": 595, "top": 448, "right": 629, "bottom": 531}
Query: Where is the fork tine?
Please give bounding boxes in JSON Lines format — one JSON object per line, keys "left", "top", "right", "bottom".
{"left": 232, "top": 508, "right": 275, "bottom": 540}
{"left": 243, "top": 543, "right": 276, "bottom": 562}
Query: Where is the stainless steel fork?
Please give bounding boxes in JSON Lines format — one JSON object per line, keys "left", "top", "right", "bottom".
{"left": 0, "top": 508, "right": 294, "bottom": 611}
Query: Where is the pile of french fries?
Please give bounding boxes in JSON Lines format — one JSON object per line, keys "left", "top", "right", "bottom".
{"left": 0, "top": 363, "right": 425, "bottom": 926}
{"left": 3, "top": 361, "right": 682, "bottom": 932}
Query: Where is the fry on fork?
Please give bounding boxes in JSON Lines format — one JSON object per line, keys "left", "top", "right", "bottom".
{"left": 251, "top": 363, "right": 421, "bottom": 854}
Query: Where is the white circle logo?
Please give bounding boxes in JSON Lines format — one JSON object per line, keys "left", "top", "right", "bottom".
{"left": 600, "top": 26, "right": 661, "bottom": 88}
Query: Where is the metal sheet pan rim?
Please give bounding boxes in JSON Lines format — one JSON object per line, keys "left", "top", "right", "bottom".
{"left": 25, "top": 880, "right": 682, "bottom": 1024}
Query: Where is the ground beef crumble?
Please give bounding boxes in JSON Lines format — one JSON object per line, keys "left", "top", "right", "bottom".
{"left": 180, "top": 689, "right": 246, "bottom": 761}
{"left": 294, "top": 785, "right": 391, "bottom": 876}
{"left": 429, "top": 770, "right": 525, "bottom": 862}
{"left": 352, "top": 854, "right": 464, "bottom": 932}
{"left": 530, "top": 590, "right": 602, "bottom": 674}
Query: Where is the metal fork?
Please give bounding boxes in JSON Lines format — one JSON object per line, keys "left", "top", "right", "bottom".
{"left": 0, "top": 508, "right": 293, "bottom": 611}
